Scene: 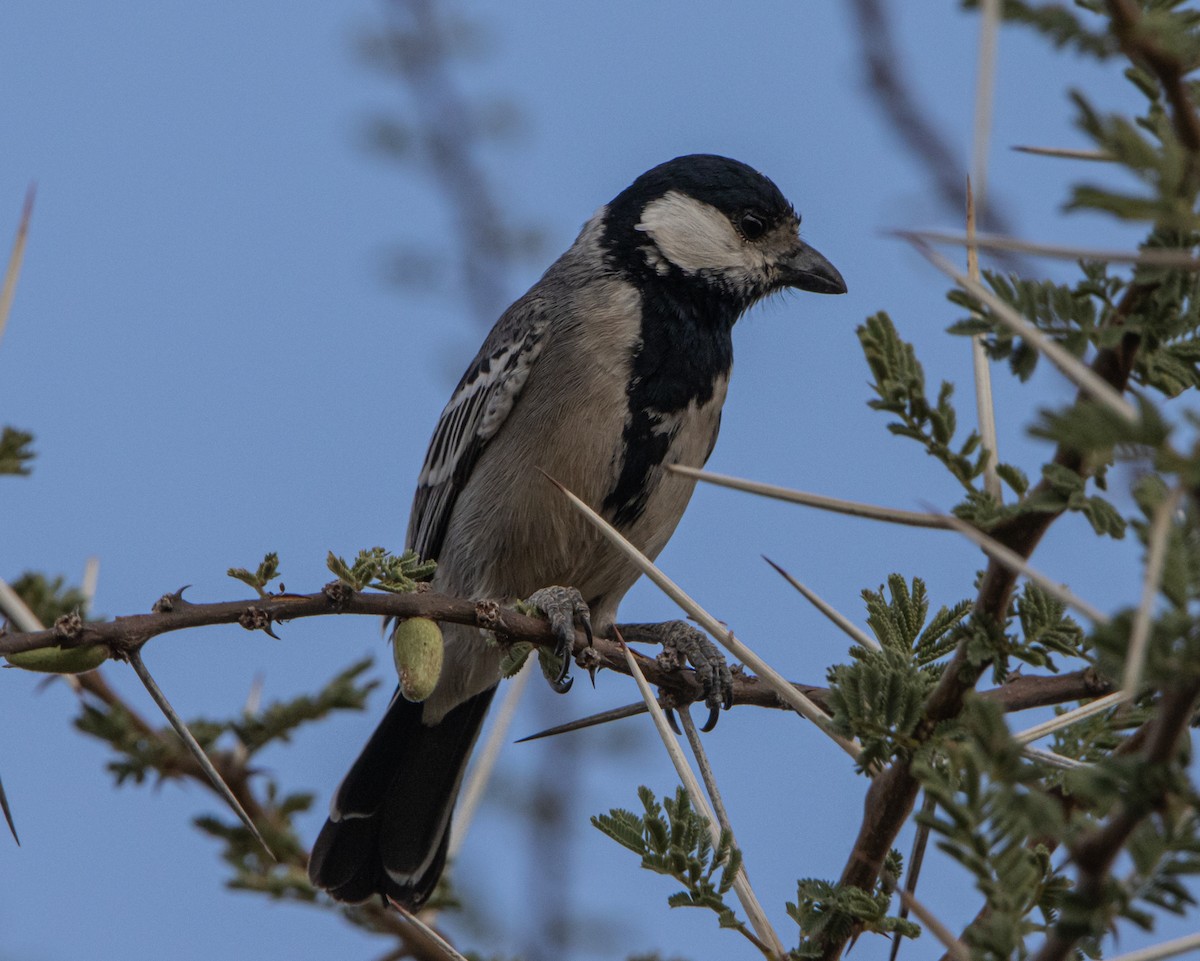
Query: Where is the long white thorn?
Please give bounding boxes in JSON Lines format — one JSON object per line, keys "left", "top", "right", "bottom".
{"left": 895, "top": 886, "right": 971, "bottom": 961}
{"left": 905, "top": 228, "right": 1200, "bottom": 268}
{"left": 545, "top": 472, "right": 861, "bottom": 760}
{"left": 967, "top": 179, "right": 1002, "bottom": 502}
{"left": 619, "top": 636, "right": 785, "bottom": 958}
{"left": 0, "top": 577, "right": 43, "bottom": 633}
{"left": 970, "top": 0, "right": 1001, "bottom": 503}
{"left": 1020, "top": 745, "right": 1089, "bottom": 770}
{"left": 904, "top": 238, "right": 1138, "bottom": 423}
{"left": 1103, "top": 931, "right": 1200, "bottom": 961}
{"left": 81, "top": 556, "right": 101, "bottom": 614}
{"left": 1012, "top": 690, "right": 1128, "bottom": 746}
{"left": 971, "top": 0, "right": 1000, "bottom": 216}
{"left": 0, "top": 186, "right": 34, "bottom": 350}
{"left": 449, "top": 656, "right": 534, "bottom": 861}
{"left": 391, "top": 904, "right": 472, "bottom": 961}
{"left": 936, "top": 510, "right": 1111, "bottom": 626}
{"left": 126, "top": 648, "right": 274, "bottom": 860}
{"left": 668, "top": 465, "right": 951, "bottom": 528}
{"left": 763, "top": 557, "right": 881, "bottom": 651}
{"left": 1123, "top": 486, "right": 1186, "bottom": 700}
{"left": 1013, "top": 145, "right": 1115, "bottom": 161}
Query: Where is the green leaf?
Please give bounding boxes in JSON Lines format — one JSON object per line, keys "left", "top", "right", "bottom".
{"left": 325, "top": 547, "right": 436, "bottom": 593}
{"left": 8, "top": 571, "right": 91, "bottom": 624}
{"left": 0, "top": 427, "right": 35, "bottom": 476}
{"left": 499, "top": 642, "right": 533, "bottom": 678}
{"left": 227, "top": 553, "right": 280, "bottom": 597}
{"left": 593, "top": 787, "right": 749, "bottom": 945}
{"left": 858, "top": 314, "right": 985, "bottom": 491}
{"left": 229, "top": 658, "right": 377, "bottom": 753}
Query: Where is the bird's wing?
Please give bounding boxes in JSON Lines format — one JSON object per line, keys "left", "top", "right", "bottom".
{"left": 406, "top": 304, "right": 548, "bottom": 562}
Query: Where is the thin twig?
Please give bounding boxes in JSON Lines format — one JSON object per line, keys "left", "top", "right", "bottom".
{"left": 848, "top": 0, "right": 1019, "bottom": 246}
{"left": 889, "top": 793, "right": 936, "bottom": 961}
{"left": 678, "top": 706, "right": 736, "bottom": 835}
{"left": 668, "top": 464, "right": 951, "bottom": 528}
{"left": 903, "top": 236, "right": 1139, "bottom": 423}
{"left": 545, "top": 472, "right": 861, "bottom": 760}
{"left": 125, "top": 647, "right": 274, "bottom": 860}
{"left": 935, "top": 510, "right": 1111, "bottom": 625}
{"left": 762, "top": 557, "right": 880, "bottom": 651}
{"left": 1107, "top": 0, "right": 1200, "bottom": 154}
{"left": 0, "top": 585, "right": 803, "bottom": 722}
{"left": 1123, "top": 486, "right": 1184, "bottom": 700}
{"left": 618, "top": 634, "right": 783, "bottom": 959}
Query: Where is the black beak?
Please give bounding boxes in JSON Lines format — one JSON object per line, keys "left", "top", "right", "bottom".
{"left": 780, "top": 241, "right": 847, "bottom": 295}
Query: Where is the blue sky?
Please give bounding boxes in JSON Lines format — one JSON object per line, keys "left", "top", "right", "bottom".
{"left": 1, "top": 3, "right": 1192, "bottom": 960}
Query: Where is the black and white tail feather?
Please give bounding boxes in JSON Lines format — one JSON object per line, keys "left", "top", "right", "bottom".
{"left": 308, "top": 154, "right": 845, "bottom": 908}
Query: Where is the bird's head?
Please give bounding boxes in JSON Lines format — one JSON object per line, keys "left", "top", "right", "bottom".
{"left": 602, "top": 154, "right": 846, "bottom": 312}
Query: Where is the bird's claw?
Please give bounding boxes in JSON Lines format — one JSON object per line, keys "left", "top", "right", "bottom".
{"left": 525, "top": 585, "right": 592, "bottom": 694}
{"left": 653, "top": 620, "right": 733, "bottom": 731}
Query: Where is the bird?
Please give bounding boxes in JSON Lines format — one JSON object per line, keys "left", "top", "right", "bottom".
{"left": 308, "top": 153, "right": 846, "bottom": 908}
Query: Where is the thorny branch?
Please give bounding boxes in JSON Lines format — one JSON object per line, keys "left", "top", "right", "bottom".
{"left": 1, "top": 571, "right": 1114, "bottom": 961}
{"left": 821, "top": 308, "right": 1143, "bottom": 961}
{"left": 1, "top": 584, "right": 1113, "bottom": 721}
{"left": 816, "top": 4, "right": 1200, "bottom": 956}
{"left": 0, "top": 584, "right": 729, "bottom": 714}
{"left": 57, "top": 655, "right": 456, "bottom": 961}
{"left": 939, "top": 682, "right": 1195, "bottom": 961}
{"left": 1030, "top": 678, "right": 1200, "bottom": 961}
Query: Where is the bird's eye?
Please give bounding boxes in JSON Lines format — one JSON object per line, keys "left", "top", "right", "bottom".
{"left": 739, "top": 212, "right": 766, "bottom": 241}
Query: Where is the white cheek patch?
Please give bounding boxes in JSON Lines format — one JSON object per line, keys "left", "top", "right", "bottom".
{"left": 636, "top": 191, "right": 766, "bottom": 276}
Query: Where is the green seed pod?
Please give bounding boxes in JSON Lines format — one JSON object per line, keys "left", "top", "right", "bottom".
{"left": 392, "top": 617, "right": 443, "bottom": 702}
{"left": 5, "top": 643, "right": 108, "bottom": 674}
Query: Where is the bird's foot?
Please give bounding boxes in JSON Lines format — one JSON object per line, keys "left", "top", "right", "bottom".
{"left": 524, "top": 586, "right": 592, "bottom": 694}
{"left": 617, "top": 620, "right": 733, "bottom": 731}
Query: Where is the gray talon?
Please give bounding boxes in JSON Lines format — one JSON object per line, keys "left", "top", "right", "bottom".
{"left": 621, "top": 620, "right": 734, "bottom": 730}
{"left": 525, "top": 586, "right": 591, "bottom": 694}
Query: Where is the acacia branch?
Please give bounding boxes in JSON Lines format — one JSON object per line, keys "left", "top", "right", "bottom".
{"left": 817, "top": 293, "right": 1146, "bottom": 960}
{"left": 1030, "top": 678, "right": 1200, "bottom": 961}
{"left": 2, "top": 583, "right": 1115, "bottom": 719}
{"left": 56, "top": 638, "right": 467, "bottom": 961}
{"left": 940, "top": 689, "right": 1184, "bottom": 961}
{"left": 1107, "top": 0, "right": 1200, "bottom": 156}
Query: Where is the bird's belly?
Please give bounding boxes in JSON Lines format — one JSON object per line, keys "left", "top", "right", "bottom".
{"left": 433, "top": 373, "right": 727, "bottom": 631}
